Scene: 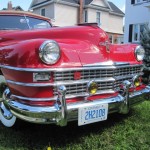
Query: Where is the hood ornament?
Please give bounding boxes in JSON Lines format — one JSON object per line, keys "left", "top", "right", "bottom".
{"left": 99, "top": 41, "right": 110, "bottom": 53}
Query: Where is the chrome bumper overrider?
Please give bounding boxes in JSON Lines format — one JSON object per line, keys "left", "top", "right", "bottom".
{"left": 3, "top": 86, "right": 150, "bottom": 126}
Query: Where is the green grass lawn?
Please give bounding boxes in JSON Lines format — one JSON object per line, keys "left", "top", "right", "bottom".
{"left": 0, "top": 101, "right": 149, "bottom": 150}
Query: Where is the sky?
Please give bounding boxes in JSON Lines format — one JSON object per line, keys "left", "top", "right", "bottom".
{"left": 0, "top": 0, "right": 125, "bottom": 12}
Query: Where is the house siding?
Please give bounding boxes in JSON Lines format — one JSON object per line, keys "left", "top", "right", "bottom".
{"left": 32, "top": 4, "right": 55, "bottom": 19}
{"left": 54, "top": 3, "right": 78, "bottom": 26}
{"left": 87, "top": 8, "right": 97, "bottom": 22}
{"left": 87, "top": 8, "right": 123, "bottom": 34}
{"left": 124, "top": 0, "right": 150, "bottom": 43}
{"left": 108, "top": 14, "right": 123, "bottom": 34}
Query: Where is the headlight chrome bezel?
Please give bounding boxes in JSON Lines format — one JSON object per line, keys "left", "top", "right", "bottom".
{"left": 135, "top": 45, "right": 145, "bottom": 62}
{"left": 39, "top": 40, "right": 60, "bottom": 65}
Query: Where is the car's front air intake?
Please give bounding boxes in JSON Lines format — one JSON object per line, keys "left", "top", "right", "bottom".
{"left": 53, "top": 64, "right": 142, "bottom": 98}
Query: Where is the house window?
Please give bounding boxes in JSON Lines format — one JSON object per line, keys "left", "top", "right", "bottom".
{"left": 135, "top": 0, "right": 146, "bottom": 3}
{"left": 96, "top": 12, "right": 101, "bottom": 26}
{"left": 131, "top": 0, "right": 135, "bottom": 4}
{"left": 41, "top": 8, "right": 45, "bottom": 16}
{"left": 84, "top": 10, "right": 88, "bottom": 22}
{"left": 133, "top": 24, "right": 138, "bottom": 41}
{"left": 132, "top": 23, "right": 148, "bottom": 42}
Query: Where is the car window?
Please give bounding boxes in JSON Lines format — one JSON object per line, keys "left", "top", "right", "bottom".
{"left": 0, "top": 15, "right": 29, "bottom": 30}
{"left": 26, "top": 16, "right": 51, "bottom": 29}
{"left": 0, "top": 15, "right": 51, "bottom": 30}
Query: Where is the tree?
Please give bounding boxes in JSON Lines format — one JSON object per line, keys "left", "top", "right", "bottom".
{"left": 141, "top": 26, "right": 150, "bottom": 67}
{"left": 141, "top": 26, "right": 150, "bottom": 84}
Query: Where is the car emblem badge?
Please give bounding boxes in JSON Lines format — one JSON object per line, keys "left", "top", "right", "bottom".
{"left": 74, "top": 71, "right": 81, "bottom": 80}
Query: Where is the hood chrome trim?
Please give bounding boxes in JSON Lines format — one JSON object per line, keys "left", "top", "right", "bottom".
{"left": 83, "top": 61, "right": 130, "bottom": 67}
{"left": 0, "top": 63, "right": 142, "bottom": 72}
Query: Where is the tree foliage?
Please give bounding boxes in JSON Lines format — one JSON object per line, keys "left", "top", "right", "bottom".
{"left": 141, "top": 26, "right": 150, "bottom": 67}
{"left": 141, "top": 26, "right": 150, "bottom": 84}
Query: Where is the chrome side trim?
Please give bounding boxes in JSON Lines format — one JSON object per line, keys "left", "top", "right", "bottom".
{"left": 55, "top": 78, "right": 115, "bottom": 85}
{"left": 83, "top": 61, "right": 130, "bottom": 67}
{"left": 7, "top": 80, "right": 54, "bottom": 87}
{"left": 6, "top": 73, "right": 142, "bottom": 88}
{"left": 66, "top": 90, "right": 116, "bottom": 97}
{"left": 6, "top": 78, "right": 115, "bottom": 87}
{"left": 0, "top": 64, "right": 143, "bottom": 72}
{"left": 11, "top": 90, "right": 116, "bottom": 102}
{"left": 11, "top": 95, "right": 57, "bottom": 101}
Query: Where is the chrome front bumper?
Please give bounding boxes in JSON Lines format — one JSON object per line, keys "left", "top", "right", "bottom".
{"left": 3, "top": 86, "right": 150, "bottom": 126}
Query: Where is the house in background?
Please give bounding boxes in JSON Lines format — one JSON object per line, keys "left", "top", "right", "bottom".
{"left": 2, "top": 1, "right": 24, "bottom": 11}
{"left": 29, "top": 0, "right": 124, "bottom": 44}
{"left": 124, "top": 0, "right": 150, "bottom": 43}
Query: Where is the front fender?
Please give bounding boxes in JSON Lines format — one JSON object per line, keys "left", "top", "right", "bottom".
{"left": 109, "top": 44, "right": 142, "bottom": 65}
{"left": 0, "top": 39, "right": 82, "bottom": 68}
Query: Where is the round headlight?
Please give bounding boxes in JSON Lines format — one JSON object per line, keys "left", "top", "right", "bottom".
{"left": 39, "top": 40, "right": 60, "bottom": 65}
{"left": 135, "top": 45, "right": 145, "bottom": 61}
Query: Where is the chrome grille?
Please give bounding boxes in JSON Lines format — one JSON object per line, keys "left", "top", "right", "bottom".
{"left": 114, "top": 66, "right": 141, "bottom": 76}
{"left": 53, "top": 65, "right": 142, "bottom": 98}
{"left": 54, "top": 66, "right": 141, "bottom": 82}
{"left": 54, "top": 81, "right": 114, "bottom": 98}
{"left": 54, "top": 69, "right": 114, "bottom": 81}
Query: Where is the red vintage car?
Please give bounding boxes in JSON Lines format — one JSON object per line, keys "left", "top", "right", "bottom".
{"left": 0, "top": 11, "right": 149, "bottom": 127}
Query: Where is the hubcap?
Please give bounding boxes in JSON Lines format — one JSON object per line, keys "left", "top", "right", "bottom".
{"left": 0, "top": 87, "right": 16, "bottom": 127}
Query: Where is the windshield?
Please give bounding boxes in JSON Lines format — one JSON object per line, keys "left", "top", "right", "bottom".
{"left": 0, "top": 15, "right": 51, "bottom": 30}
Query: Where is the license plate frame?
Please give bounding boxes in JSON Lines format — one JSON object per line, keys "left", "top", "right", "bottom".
{"left": 78, "top": 103, "right": 108, "bottom": 126}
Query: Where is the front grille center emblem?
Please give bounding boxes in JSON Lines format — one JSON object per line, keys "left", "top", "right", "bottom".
{"left": 74, "top": 71, "right": 81, "bottom": 80}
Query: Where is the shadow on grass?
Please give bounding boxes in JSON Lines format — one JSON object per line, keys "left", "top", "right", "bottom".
{"left": 0, "top": 109, "right": 138, "bottom": 150}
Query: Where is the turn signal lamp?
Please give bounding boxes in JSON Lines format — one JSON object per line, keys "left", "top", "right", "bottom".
{"left": 87, "top": 81, "right": 98, "bottom": 95}
{"left": 133, "top": 75, "right": 141, "bottom": 87}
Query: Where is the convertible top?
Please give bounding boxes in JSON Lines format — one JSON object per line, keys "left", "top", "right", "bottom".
{"left": 0, "top": 10, "right": 51, "bottom": 21}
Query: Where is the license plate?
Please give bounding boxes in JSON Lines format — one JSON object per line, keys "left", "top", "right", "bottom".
{"left": 78, "top": 104, "right": 108, "bottom": 126}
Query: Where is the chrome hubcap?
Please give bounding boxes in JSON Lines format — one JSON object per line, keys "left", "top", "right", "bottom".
{"left": 0, "top": 102, "right": 13, "bottom": 120}
{"left": 0, "top": 87, "right": 16, "bottom": 127}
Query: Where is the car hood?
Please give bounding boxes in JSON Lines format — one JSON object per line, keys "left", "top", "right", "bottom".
{"left": 0, "top": 26, "right": 141, "bottom": 68}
